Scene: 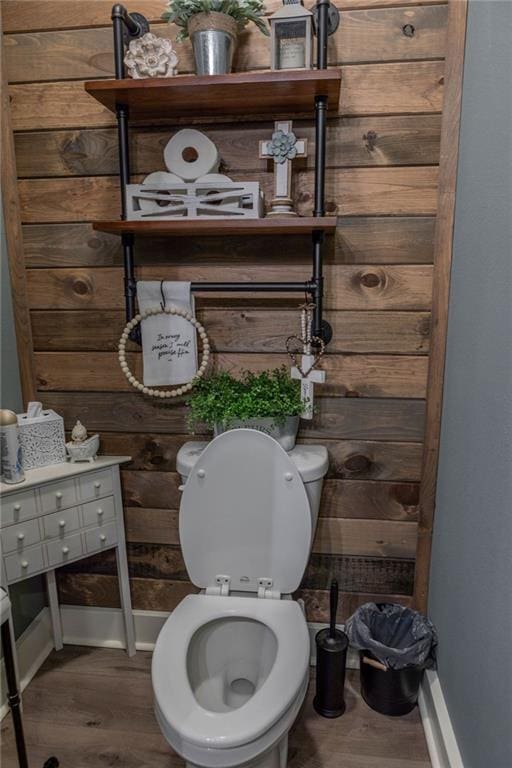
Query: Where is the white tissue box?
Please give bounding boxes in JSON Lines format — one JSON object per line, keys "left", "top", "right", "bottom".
{"left": 17, "top": 409, "right": 66, "bottom": 470}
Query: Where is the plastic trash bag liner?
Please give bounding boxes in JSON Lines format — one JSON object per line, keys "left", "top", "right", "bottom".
{"left": 345, "top": 603, "right": 437, "bottom": 670}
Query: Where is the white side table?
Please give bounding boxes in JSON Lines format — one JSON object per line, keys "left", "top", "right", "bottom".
{"left": 0, "top": 457, "right": 135, "bottom": 656}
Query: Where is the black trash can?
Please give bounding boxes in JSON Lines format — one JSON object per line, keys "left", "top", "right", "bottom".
{"left": 359, "top": 650, "right": 425, "bottom": 716}
{"left": 346, "top": 603, "right": 437, "bottom": 717}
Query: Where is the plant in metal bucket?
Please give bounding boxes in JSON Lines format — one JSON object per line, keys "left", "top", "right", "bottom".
{"left": 163, "top": 0, "right": 269, "bottom": 41}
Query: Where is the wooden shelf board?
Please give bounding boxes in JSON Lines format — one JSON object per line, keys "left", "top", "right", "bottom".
{"left": 92, "top": 217, "right": 337, "bottom": 237}
{"left": 85, "top": 70, "right": 341, "bottom": 120}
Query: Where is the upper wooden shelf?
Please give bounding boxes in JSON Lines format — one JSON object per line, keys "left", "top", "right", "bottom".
{"left": 85, "top": 70, "right": 341, "bottom": 121}
{"left": 92, "top": 218, "right": 337, "bottom": 237}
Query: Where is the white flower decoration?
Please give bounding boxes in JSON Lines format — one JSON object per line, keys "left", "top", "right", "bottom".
{"left": 124, "top": 33, "right": 179, "bottom": 79}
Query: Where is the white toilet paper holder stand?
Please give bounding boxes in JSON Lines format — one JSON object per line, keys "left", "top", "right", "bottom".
{"left": 126, "top": 128, "right": 264, "bottom": 220}
{"left": 126, "top": 180, "right": 264, "bottom": 220}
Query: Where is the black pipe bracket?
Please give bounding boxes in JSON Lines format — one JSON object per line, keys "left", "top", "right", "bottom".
{"left": 122, "top": 11, "right": 150, "bottom": 42}
{"left": 111, "top": 4, "right": 149, "bottom": 41}
{"left": 313, "top": 1, "right": 340, "bottom": 36}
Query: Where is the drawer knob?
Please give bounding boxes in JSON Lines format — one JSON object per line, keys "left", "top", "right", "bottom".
{"left": 97, "top": 508, "right": 104, "bottom": 516}
{"left": 14, "top": 503, "right": 21, "bottom": 512}
{"left": 99, "top": 534, "right": 107, "bottom": 542}
{"left": 94, "top": 481, "right": 101, "bottom": 489}
{"left": 21, "top": 560, "right": 29, "bottom": 569}
{"left": 59, "top": 520, "right": 66, "bottom": 528}
{"left": 197, "top": 469, "right": 206, "bottom": 479}
{"left": 17, "top": 532, "right": 25, "bottom": 541}
{"left": 62, "top": 546, "right": 69, "bottom": 554}
{"left": 284, "top": 472, "right": 293, "bottom": 481}
{"left": 56, "top": 491, "right": 63, "bottom": 499}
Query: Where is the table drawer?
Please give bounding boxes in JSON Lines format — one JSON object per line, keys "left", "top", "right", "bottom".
{"left": 5, "top": 545, "right": 45, "bottom": 582}
{"left": 1, "top": 518, "right": 41, "bottom": 553}
{"left": 1, "top": 490, "right": 38, "bottom": 526}
{"left": 43, "top": 506, "right": 80, "bottom": 539}
{"left": 82, "top": 496, "right": 116, "bottom": 528}
{"left": 84, "top": 522, "right": 118, "bottom": 554}
{"left": 40, "top": 478, "right": 77, "bottom": 514}
{"left": 46, "top": 532, "right": 83, "bottom": 568}
{"left": 80, "top": 469, "right": 113, "bottom": 502}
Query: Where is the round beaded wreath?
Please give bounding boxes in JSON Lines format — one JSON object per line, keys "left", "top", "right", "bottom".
{"left": 118, "top": 306, "right": 210, "bottom": 399}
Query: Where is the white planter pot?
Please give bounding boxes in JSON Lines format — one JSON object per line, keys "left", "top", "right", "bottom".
{"left": 213, "top": 416, "right": 300, "bottom": 452}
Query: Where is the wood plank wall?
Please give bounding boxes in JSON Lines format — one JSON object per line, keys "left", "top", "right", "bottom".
{"left": 2, "top": 0, "right": 451, "bottom": 622}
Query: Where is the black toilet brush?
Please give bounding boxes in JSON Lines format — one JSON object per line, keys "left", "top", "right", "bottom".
{"left": 313, "top": 579, "right": 349, "bottom": 718}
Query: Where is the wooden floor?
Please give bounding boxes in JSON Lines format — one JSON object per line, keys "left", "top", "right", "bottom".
{"left": 1, "top": 646, "right": 431, "bottom": 768}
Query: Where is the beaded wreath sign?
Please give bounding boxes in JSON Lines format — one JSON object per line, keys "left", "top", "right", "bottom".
{"left": 118, "top": 306, "right": 210, "bottom": 398}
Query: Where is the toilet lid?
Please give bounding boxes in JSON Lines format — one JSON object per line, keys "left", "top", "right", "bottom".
{"left": 180, "top": 429, "right": 312, "bottom": 594}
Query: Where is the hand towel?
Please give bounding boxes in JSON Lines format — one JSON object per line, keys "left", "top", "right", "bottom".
{"left": 136, "top": 281, "right": 198, "bottom": 387}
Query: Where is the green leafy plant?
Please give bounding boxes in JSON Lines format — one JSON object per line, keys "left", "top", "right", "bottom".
{"left": 163, "top": 0, "right": 270, "bottom": 41}
{"left": 187, "top": 367, "right": 304, "bottom": 429}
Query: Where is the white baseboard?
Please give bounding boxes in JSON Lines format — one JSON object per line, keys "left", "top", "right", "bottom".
{"left": 419, "top": 669, "right": 464, "bottom": 768}
{"left": 1, "top": 607, "right": 54, "bottom": 720}
{"left": 60, "top": 605, "right": 361, "bottom": 667}
{"left": 61, "top": 605, "right": 167, "bottom": 651}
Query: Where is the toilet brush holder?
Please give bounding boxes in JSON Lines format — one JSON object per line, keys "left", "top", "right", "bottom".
{"left": 313, "top": 580, "right": 348, "bottom": 718}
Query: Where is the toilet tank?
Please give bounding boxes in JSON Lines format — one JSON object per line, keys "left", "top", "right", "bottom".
{"left": 177, "top": 438, "right": 329, "bottom": 533}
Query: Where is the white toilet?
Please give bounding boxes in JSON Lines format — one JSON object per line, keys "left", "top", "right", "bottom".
{"left": 152, "top": 429, "right": 328, "bottom": 768}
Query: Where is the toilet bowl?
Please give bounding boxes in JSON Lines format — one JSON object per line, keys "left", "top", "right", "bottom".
{"left": 153, "top": 594, "right": 310, "bottom": 767}
{"left": 152, "top": 429, "right": 328, "bottom": 768}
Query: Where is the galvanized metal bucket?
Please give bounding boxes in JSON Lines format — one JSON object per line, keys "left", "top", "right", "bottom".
{"left": 189, "top": 12, "right": 238, "bottom": 75}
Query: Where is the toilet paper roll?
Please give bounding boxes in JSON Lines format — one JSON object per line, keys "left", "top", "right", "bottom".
{"left": 195, "top": 174, "right": 236, "bottom": 212}
{"left": 164, "top": 129, "right": 219, "bottom": 181}
{"left": 195, "top": 173, "right": 233, "bottom": 184}
{"left": 138, "top": 171, "right": 184, "bottom": 213}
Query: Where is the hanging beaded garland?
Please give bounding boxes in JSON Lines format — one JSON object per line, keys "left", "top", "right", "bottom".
{"left": 286, "top": 302, "right": 325, "bottom": 377}
{"left": 118, "top": 305, "right": 210, "bottom": 399}
{"left": 300, "top": 301, "right": 314, "bottom": 354}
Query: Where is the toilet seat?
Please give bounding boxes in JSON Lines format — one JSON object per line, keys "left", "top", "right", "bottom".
{"left": 152, "top": 593, "right": 310, "bottom": 751}
{"left": 180, "top": 429, "right": 312, "bottom": 596}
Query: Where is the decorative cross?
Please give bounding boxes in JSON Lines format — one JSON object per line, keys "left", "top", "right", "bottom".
{"left": 286, "top": 303, "right": 326, "bottom": 420}
{"left": 259, "top": 120, "right": 307, "bottom": 216}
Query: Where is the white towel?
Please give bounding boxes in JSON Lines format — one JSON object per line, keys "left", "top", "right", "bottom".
{"left": 136, "top": 281, "right": 198, "bottom": 387}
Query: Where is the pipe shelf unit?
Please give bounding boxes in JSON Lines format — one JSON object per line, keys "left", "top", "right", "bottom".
{"left": 85, "top": 1, "right": 340, "bottom": 344}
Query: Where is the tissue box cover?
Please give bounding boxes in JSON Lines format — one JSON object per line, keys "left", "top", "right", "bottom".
{"left": 17, "top": 409, "right": 66, "bottom": 470}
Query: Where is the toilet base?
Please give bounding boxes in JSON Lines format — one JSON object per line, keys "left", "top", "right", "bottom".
{"left": 186, "top": 735, "right": 288, "bottom": 768}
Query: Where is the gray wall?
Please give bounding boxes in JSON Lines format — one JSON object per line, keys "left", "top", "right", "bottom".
{"left": 1, "top": 202, "right": 46, "bottom": 638}
{"left": 428, "top": 1, "right": 512, "bottom": 766}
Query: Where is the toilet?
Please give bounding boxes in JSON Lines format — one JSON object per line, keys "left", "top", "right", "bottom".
{"left": 152, "top": 429, "right": 328, "bottom": 768}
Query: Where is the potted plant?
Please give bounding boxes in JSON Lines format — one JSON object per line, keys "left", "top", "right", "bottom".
{"left": 163, "top": 0, "right": 269, "bottom": 75}
{"left": 187, "top": 367, "right": 305, "bottom": 450}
